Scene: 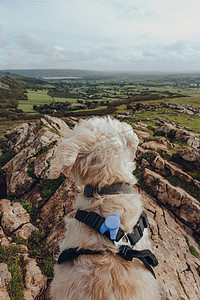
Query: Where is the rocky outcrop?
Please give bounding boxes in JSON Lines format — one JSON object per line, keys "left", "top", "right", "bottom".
{"left": 143, "top": 168, "right": 200, "bottom": 234}
{"left": 141, "top": 189, "right": 200, "bottom": 300}
{"left": 21, "top": 254, "right": 47, "bottom": 300}
{"left": 177, "top": 147, "right": 200, "bottom": 166}
{"left": 0, "top": 116, "right": 199, "bottom": 299}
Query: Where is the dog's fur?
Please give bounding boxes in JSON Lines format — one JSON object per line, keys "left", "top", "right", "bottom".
{"left": 49, "top": 116, "right": 160, "bottom": 300}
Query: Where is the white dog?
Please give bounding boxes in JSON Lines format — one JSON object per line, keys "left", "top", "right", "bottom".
{"left": 49, "top": 116, "right": 160, "bottom": 300}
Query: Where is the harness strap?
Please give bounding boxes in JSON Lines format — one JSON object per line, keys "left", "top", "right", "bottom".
{"left": 119, "top": 246, "right": 158, "bottom": 278}
{"left": 58, "top": 248, "right": 103, "bottom": 264}
{"left": 75, "top": 210, "right": 124, "bottom": 242}
{"left": 58, "top": 246, "right": 158, "bottom": 279}
{"left": 75, "top": 209, "right": 148, "bottom": 245}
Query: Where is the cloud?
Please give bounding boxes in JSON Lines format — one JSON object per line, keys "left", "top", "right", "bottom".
{"left": 1, "top": 0, "right": 200, "bottom": 71}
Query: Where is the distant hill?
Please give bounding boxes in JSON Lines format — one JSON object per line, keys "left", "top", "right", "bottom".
{"left": 1, "top": 69, "right": 111, "bottom": 79}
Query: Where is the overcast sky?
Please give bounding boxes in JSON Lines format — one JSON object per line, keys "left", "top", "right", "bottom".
{"left": 0, "top": 0, "right": 200, "bottom": 72}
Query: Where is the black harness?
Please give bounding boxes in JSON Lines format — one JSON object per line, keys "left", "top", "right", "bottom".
{"left": 58, "top": 183, "right": 158, "bottom": 278}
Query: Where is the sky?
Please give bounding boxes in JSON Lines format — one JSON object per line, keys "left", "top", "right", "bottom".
{"left": 0, "top": 0, "right": 200, "bottom": 72}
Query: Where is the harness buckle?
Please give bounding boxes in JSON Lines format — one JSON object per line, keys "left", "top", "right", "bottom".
{"left": 114, "top": 233, "right": 132, "bottom": 249}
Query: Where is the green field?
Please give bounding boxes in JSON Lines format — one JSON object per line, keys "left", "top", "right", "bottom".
{"left": 18, "top": 90, "right": 77, "bottom": 114}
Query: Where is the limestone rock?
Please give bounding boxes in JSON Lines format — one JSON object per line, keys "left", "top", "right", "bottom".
{"left": 2, "top": 125, "right": 64, "bottom": 196}
{"left": 175, "top": 129, "right": 200, "bottom": 148}
{"left": 0, "top": 263, "right": 11, "bottom": 300}
{"left": 39, "top": 178, "right": 80, "bottom": 231}
{"left": 177, "top": 146, "right": 200, "bottom": 163}
{"left": 21, "top": 254, "right": 47, "bottom": 300}
{"left": 41, "top": 114, "right": 71, "bottom": 138}
{"left": 0, "top": 226, "right": 10, "bottom": 246}
{"left": 22, "top": 184, "right": 45, "bottom": 209}
{"left": 134, "top": 130, "right": 150, "bottom": 140}
{"left": 165, "top": 161, "right": 193, "bottom": 183}
{"left": 0, "top": 200, "right": 30, "bottom": 235}
{"left": 34, "top": 147, "right": 55, "bottom": 179}
{"left": 155, "top": 120, "right": 177, "bottom": 134}
{"left": 15, "top": 223, "right": 37, "bottom": 239}
{"left": 143, "top": 168, "right": 200, "bottom": 234}
{"left": 141, "top": 140, "right": 168, "bottom": 151}
{"left": 152, "top": 155, "right": 165, "bottom": 171}
{"left": 141, "top": 190, "right": 200, "bottom": 300}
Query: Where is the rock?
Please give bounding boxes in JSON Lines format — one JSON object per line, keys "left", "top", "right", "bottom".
{"left": 34, "top": 147, "right": 55, "bottom": 179}
{"left": 140, "top": 189, "right": 200, "bottom": 300}
{"left": 2, "top": 124, "right": 64, "bottom": 196}
{"left": 20, "top": 254, "right": 47, "bottom": 300}
{"left": 193, "top": 179, "right": 200, "bottom": 190}
{"left": 134, "top": 130, "right": 150, "bottom": 140}
{"left": 165, "top": 161, "right": 193, "bottom": 183}
{"left": 65, "top": 117, "right": 77, "bottom": 127}
{"left": 39, "top": 178, "right": 80, "bottom": 231}
{"left": 0, "top": 200, "right": 30, "bottom": 235}
{"left": 4, "top": 122, "right": 33, "bottom": 153}
{"left": 41, "top": 114, "right": 71, "bottom": 138}
{"left": 155, "top": 120, "right": 177, "bottom": 135}
{"left": 177, "top": 147, "right": 200, "bottom": 164}
{"left": 0, "top": 263, "right": 11, "bottom": 300}
{"left": 175, "top": 129, "right": 200, "bottom": 149}
{"left": 143, "top": 168, "right": 200, "bottom": 234}
{"left": 0, "top": 227, "right": 10, "bottom": 246}
{"left": 160, "top": 149, "right": 172, "bottom": 160}
{"left": 15, "top": 223, "right": 37, "bottom": 239}
{"left": 151, "top": 155, "right": 165, "bottom": 171}
{"left": 141, "top": 140, "right": 168, "bottom": 151}
{"left": 21, "top": 185, "right": 46, "bottom": 209}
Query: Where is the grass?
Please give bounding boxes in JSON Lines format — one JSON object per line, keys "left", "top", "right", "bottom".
{"left": 28, "top": 230, "right": 56, "bottom": 278}
{"left": 27, "top": 159, "right": 37, "bottom": 180}
{"left": 184, "top": 236, "right": 199, "bottom": 258}
{"left": 18, "top": 89, "right": 83, "bottom": 114}
{"left": 165, "top": 174, "right": 200, "bottom": 202}
{"left": 137, "top": 151, "right": 157, "bottom": 165}
{"left": 18, "top": 199, "right": 36, "bottom": 216}
{"left": 132, "top": 108, "right": 200, "bottom": 132}
{"left": 40, "top": 174, "right": 65, "bottom": 200}
{"left": 0, "top": 148, "right": 16, "bottom": 167}
{"left": 0, "top": 245, "right": 25, "bottom": 300}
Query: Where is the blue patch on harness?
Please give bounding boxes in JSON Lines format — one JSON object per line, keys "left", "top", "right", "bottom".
{"left": 99, "top": 214, "right": 120, "bottom": 240}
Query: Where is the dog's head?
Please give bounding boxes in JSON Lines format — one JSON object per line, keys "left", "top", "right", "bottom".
{"left": 49, "top": 116, "right": 139, "bottom": 187}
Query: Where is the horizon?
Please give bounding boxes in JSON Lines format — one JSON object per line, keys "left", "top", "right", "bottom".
{"left": 1, "top": 68, "right": 200, "bottom": 76}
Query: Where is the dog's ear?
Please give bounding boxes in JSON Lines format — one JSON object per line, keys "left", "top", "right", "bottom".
{"left": 121, "top": 123, "right": 139, "bottom": 151}
{"left": 48, "top": 138, "right": 79, "bottom": 179}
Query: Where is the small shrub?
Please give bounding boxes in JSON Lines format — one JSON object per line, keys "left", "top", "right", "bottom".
{"left": 0, "top": 148, "right": 16, "bottom": 167}
{"left": 167, "top": 129, "right": 178, "bottom": 141}
{"left": 13, "top": 236, "right": 28, "bottom": 245}
{"left": 26, "top": 159, "right": 38, "bottom": 180}
{"left": 28, "top": 230, "right": 56, "bottom": 278}
{"left": 40, "top": 174, "right": 65, "bottom": 200}
{"left": 153, "top": 130, "right": 165, "bottom": 137}
{"left": 138, "top": 151, "right": 157, "bottom": 165}
{"left": 184, "top": 236, "right": 199, "bottom": 258}
{"left": 18, "top": 199, "right": 36, "bottom": 215}
{"left": 36, "top": 144, "right": 54, "bottom": 156}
